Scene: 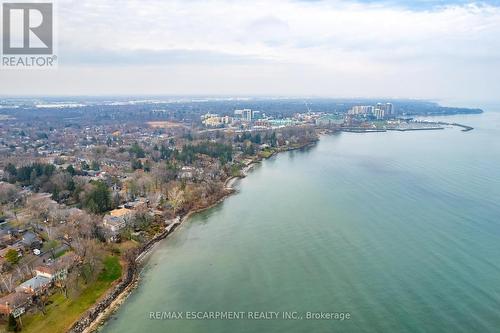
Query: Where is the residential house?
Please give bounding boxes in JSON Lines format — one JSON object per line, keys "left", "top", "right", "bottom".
{"left": 15, "top": 275, "right": 51, "bottom": 295}
{"left": 179, "top": 166, "right": 195, "bottom": 179}
{"left": 101, "top": 207, "right": 133, "bottom": 233}
{"left": 109, "top": 207, "right": 134, "bottom": 221}
{"left": 0, "top": 291, "right": 31, "bottom": 316}
{"left": 34, "top": 265, "right": 62, "bottom": 280}
{"left": 34, "top": 252, "right": 78, "bottom": 283}
{"left": 103, "top": 215, "right": 126, "bottom": 233}
{"left": 21, "top": 231, "right": 42, "bottom": 250}
{"left": 123, "top": 198, "right": 148, "bottom": 210}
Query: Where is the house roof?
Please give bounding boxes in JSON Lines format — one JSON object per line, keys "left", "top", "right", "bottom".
{"left": 123, "top": 199, "right": 148, "bottom": 209}
{"left": 0, "top": 291, "right": 31, "bottom": 308}
{"left": 16, "top": 275, "right": 51, "bottom": 292}
{"left": 34, "top": 265, "right": 57, "bottom": 276}
{"left": 35, "top": 252, "right": 79, "bottom": 275}
{"left": 21, "top": 231, "right": 40, "bottom": 245}
{"left": 103, "top": 215, "right": 125, "bottom": 225}
{"left": 109, "top": 208, "right": 132, "bottom": 217}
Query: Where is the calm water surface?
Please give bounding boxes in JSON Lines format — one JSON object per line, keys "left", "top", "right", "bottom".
{"left": 101, "top": 112, "right": 500, "bottom": 333}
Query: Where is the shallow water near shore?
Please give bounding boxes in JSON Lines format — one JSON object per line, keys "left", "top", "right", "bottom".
{"left": 100, "top": 112, "right": 500, "bottom": 333}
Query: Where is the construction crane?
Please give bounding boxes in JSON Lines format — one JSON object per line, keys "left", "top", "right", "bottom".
{"left": 303, "top": 100, "right": 312, "bottom": 114}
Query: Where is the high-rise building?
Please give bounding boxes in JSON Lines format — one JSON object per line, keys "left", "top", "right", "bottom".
{"left": 242, "top": 109, "right": 252, "bottom": 121}
{"left": 385, "top": 103, "right": 394, "bottom": 116}
{"left": 349, "top": 105, "right": 373, "bottom": 115}
{"left": 234, "top": 109, "right": 256, "bottom": 122}
{"left": 374, "top": 108, "right": 385, "bottom": 119}
{"left": 222, "top": 116, "right": 232, "bottom": 124}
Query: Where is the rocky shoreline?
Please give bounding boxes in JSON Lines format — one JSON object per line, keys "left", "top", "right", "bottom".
{"left": 69, "top": 187, "right": 238, "bottom": 333}
{"left": 67, "top": 140, "right": 318, "bottom": 333}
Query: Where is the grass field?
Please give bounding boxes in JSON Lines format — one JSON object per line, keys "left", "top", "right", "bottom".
{"left": 16, "top": 256, "right": 122, "bottom": 333}
{"left": 259, "top": 149, "right": 274, "bottom": 159}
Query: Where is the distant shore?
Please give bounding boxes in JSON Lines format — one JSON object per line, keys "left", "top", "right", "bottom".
{"left": 339, "top": 121, "right": 473, "bottom": 133}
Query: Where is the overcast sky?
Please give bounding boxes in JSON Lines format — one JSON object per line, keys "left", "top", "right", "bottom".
{"left": 1, "top": 0, "right": 500, "bottom": 103}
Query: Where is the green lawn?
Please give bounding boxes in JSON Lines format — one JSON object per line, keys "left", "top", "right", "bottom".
{"left": 259, "top": 149, "right": 274, "bottom": 159}
{"left": 99, "top": 256, "right": 122, "bottom": 282}
{"left": 54, "top": 248, "right": 68, "bottom": 259}
{"left": 18, "top": 256, "right": 122, "bottom": 333}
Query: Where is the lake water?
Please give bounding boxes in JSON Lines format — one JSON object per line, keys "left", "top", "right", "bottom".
{"left": 101, "top": 112, "right": 500, "bottom": 333}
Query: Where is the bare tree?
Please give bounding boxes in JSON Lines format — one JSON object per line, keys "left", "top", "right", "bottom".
{"left": 168, "top": 186, "right": 185, "bottom": 214}
{"left": 0, "top": 183, "right": 19, "bottom": 205}
{"left": 57, "top": 267, "right": 77, "bottom": 299}
{"left": 0, "top": 273, "right": 15, "bottom": 293}
{"left": 73, "top": 239, "right": 104, "bottom": 284}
